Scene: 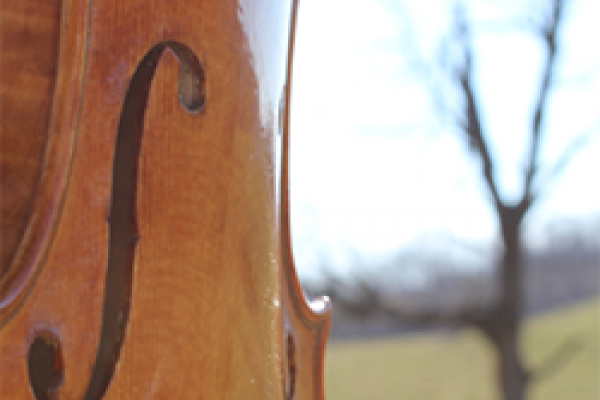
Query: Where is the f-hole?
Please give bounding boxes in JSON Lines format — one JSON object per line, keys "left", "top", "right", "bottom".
{"left": 28, "top": 331, "right": 63, "bottom": 400}
{"left": 27, "top": 41, "right": 205, "bottom": 400}
{"left": 285, "top": 331, "right": 297, "bottom": 400}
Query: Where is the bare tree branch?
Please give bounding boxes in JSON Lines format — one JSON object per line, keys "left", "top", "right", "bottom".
{"left": 522, "top": 0, "right": 562, "bottom": 201}
{"left": 405, "top": 42, "right": 454, "bottom": 122}
{"left": 453, "top": 7, "right": 503, "bottom": 210}
{"left": 521, "top": 0, "right": 564, "bottom": 212}
{"left": 384, "top": 0, "right": 466, "bottom": 131}
{"left": 321, "top": 271, "right": 496, "bottom": 332}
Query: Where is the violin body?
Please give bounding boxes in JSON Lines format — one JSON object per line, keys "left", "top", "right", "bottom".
{"left": 0, "top": 0, "right": 330, "bottom": 399}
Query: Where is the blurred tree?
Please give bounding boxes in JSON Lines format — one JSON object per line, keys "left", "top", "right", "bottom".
{"left": 319, "top": 1, "right": 597, "bottom": 399}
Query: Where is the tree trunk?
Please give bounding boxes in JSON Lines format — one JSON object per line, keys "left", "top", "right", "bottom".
{"left": 495, "top": 322, "right": 528, "bottom": 400}
{"left": 487, "top": 208, "right": 529, "bottom": 400}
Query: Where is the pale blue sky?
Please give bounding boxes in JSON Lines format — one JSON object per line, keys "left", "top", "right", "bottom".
{"left": 288, "top": 0, "right": 600, "bottom": 279}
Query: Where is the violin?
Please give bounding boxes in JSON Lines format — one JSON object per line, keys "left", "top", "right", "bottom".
{"left": 0, "top": 0, "right": 331, "bottom": 399}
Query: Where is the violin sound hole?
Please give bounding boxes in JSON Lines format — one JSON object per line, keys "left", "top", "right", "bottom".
{"left": 167, "top": 41, "right": 206, "bottom": 112}
{"left": 24, "top": 41, "right": 204, "bottom": 400}
{"left": 28, "top": 331, "right": 64, "bottom": 400}
{"left": 285, "top": 332, "right": 297, "bottom": 400}
{"left": 80, "top": 41, "right": 204, "bottom": 400}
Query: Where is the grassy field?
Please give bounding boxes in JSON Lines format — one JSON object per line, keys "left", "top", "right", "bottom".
{"left": 325, "top": 297, "right": 599, "bottom": 400}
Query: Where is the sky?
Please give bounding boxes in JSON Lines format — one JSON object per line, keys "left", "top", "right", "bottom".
{"left": 286, "top": 0, "right": 600, "bottom": 279}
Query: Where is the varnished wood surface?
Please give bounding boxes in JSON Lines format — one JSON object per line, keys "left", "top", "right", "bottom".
{"left": 1, "top": 0, "right": 331, "bottom": 399}
{"left": 0, "top": 0, "right": 61, "bottom": 288}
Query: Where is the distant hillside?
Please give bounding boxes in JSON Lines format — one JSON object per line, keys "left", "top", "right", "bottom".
{"left": 304, "top": 237, "right": 599, "bottom": 339}
{"left": 525, "top": 238, "right": 599, "bottom": 314}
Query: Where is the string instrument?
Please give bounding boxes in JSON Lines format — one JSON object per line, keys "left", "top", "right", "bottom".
{"left": 0, "top": 0, "right": 331, "bottom": 399}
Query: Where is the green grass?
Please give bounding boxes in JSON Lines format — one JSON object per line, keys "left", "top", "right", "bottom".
{"left": 325, "top": 297, "right": 599, "bottom": 400}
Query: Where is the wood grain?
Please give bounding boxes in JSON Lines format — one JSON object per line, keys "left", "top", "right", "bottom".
{"left": 0, "top": 0, "right": 61, "bottom": 284}
{"left": 0, "top": 0, "right": 331, "bottom": 399}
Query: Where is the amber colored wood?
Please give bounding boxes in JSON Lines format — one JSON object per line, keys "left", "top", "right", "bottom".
{"left": 0, "top": 0, "right": 331, "bottom": 399}
{"left": 0, "top": 0, "right": 61, "bottom": 287}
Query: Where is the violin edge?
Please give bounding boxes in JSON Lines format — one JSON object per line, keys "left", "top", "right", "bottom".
{"left": 0, "top": 0, "right": 89, "bottom": 326}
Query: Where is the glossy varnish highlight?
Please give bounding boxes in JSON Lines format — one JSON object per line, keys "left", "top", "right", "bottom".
{"left": 0, "top": 1, "right": 330, "bottom": 399}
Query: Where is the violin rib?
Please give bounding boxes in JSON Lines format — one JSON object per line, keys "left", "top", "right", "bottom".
{"left": 280, "top": 4, "right": 332, "bottom": 398}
